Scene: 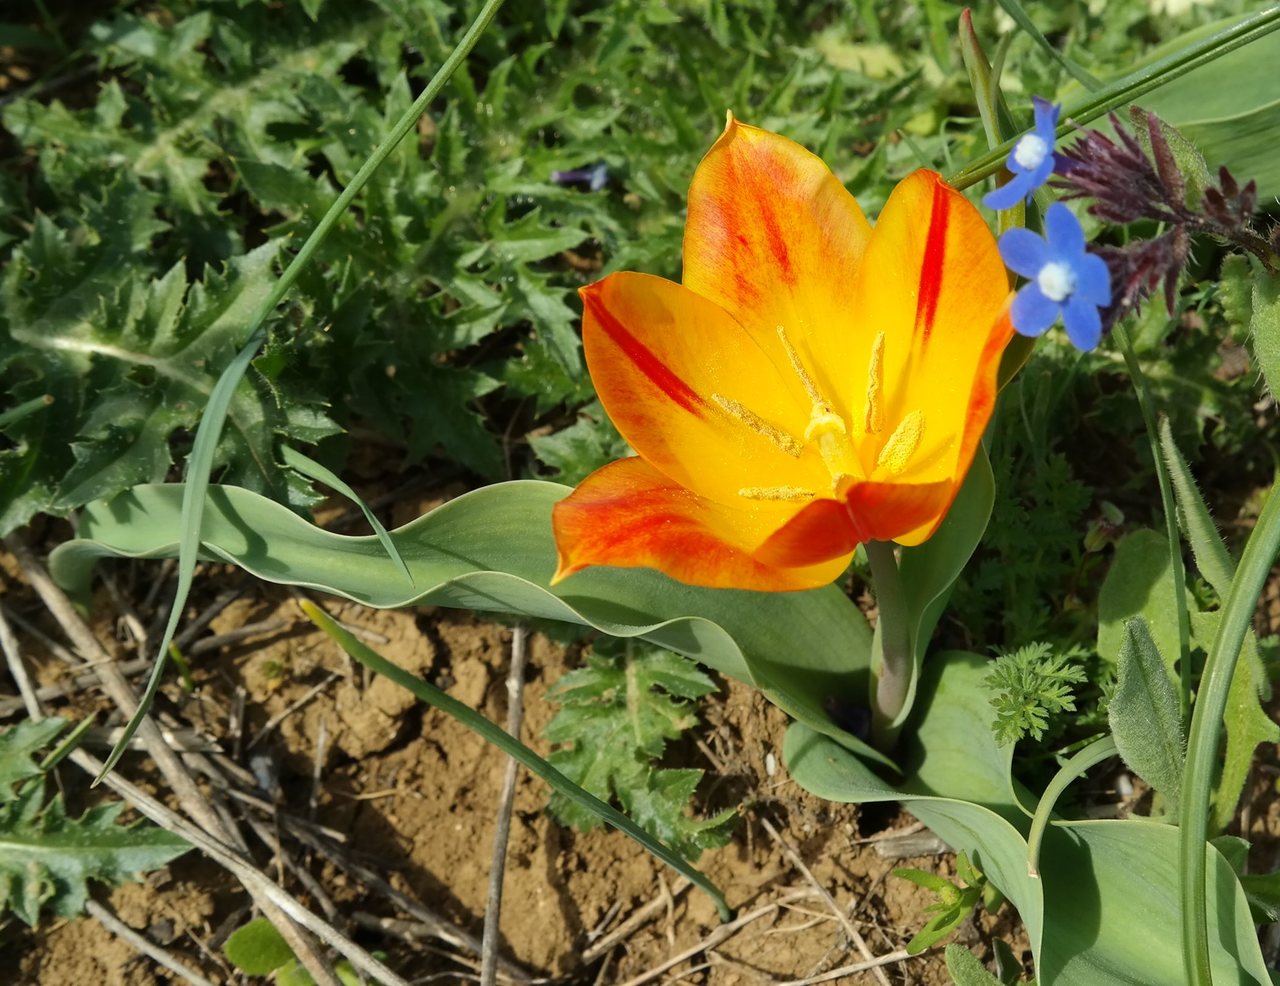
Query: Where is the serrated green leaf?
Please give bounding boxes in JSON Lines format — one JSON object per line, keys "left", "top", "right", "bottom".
{"left": 528, "top": 401, "right": 629, "bottom": 486}
{"left": 0, "top": 778, "right": 189, "bottom": 925}
{"left": 1110, "top": 618, "right": 1184, "bottom": 810}
{"left": 0, "top": 720, "right": 67, "bottom": 803}
{"left": 545, "top": 645, "right": 732, "bottom": 858}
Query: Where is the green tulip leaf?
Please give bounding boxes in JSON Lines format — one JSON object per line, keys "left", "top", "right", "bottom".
{"left": 784, "top": 653, "right": 1269, "bottom": 986}
{"left": 50, "top": 480, "right": 884, "bottom": 767}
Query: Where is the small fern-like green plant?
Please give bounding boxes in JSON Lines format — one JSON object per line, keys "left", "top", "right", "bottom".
{"left": 984, "top": 642, "right": 1089, "bottom": 746}
{"left": 0, "top": 717, "right": 190, "bottom": 925}
{"left": 544, "top": 639, "right": 735, "bottom": 859}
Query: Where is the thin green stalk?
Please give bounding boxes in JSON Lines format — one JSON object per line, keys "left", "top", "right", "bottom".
{"left": 1113, "top": 322, "right": 1191, "bottom": 721}
{"left": 97, "top": 0, "right": 508, "bottom": 781}
{"left": 867, "top": 540, "right": 913, "bottom": 750}
{"left": 1179, "top": 482, "right": 1280, "bottom": 986}
{"left": 948, "top": 7, "right": 1280, "bottom": 190}
{"left": 1026, "top": 734, "right": 1116, "bottom": 878}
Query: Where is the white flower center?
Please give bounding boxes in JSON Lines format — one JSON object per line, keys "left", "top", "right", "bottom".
{"left": 1013, "top": 133, "right": 1049, "bottom": 171}
{"left": 1037, "top": 261, "right": 1076, "bottom": 302}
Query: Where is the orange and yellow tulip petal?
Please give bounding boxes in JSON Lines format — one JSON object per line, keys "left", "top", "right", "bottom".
{"left": 846, "top": 170, "right": 1015, "bottom": 486}
{"left": 682, "top": 115, "right": 874, "bottom": 419}
{"left": 753, "top": 479, "right": 953, "bottom": 569}
{"left": 581, "top": 272, "right": 831, "bottom": 504}
{"left": 551, "top": 457, "right": 852, "bottom": 592}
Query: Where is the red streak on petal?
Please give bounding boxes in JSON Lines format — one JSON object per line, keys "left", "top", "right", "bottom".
{"left": 914, "top": 179, "right": 951, "bottom": 341}
{"left": 587, "top": 293, "right": 706, "bottom": 417}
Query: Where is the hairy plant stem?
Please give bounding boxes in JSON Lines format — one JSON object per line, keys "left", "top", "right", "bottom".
{"left": 1113, "top": 321, "right": 1191, "bottom": 720}
{"left": 1179, "top": 483, "right": 1280, "bottom": 986}
{"left": 867, "top": 540, "right": 913, "bottom": 751}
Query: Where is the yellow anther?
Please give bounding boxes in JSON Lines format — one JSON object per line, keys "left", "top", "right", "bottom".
{"left": 712, "top": 393, "right": 803, "bottom": 457}
{"left": 876, "top": 410, "right": 925, "bottom": 476}
{"left": 776, "top": 325, "right": 824, "bottom": 405}
{"left": 738, "top": 486, "right": 816, "bottom": 502}
{"left": 864, "top": 332, "right": 886, "bottom": 436}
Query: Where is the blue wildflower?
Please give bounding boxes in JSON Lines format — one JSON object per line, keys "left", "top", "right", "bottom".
{"left": 984, "top": 97, "right": 1060, "bottom": 211}
{"left": 551, "top": 161, "right": 609, "bottom": 192}
{"left": 998, "top": 202, "right": 1111, "bottom": 350}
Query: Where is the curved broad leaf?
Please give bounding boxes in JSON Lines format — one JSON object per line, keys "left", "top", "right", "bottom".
{"left": 50, "top": 479, "right": 883, "bottom": 766}
{"left": 896, "top": 445, "right": 995, "bottom": 728}
{"left": 784, "top": 653, "right": 1269, "bottom": 986}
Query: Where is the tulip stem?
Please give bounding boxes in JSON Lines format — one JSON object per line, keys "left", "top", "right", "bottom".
{"left": 866, "top": 540, "right": 913, "bottom": 751}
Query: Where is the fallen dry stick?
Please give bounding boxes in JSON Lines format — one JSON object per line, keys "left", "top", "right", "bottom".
{"left": 759, "top": 814, "right": 891, "bottom": 986}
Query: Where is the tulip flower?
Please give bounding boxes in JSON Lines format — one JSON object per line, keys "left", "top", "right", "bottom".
{"left": 552, "top": 115, "right": 1014, "bottom": 592}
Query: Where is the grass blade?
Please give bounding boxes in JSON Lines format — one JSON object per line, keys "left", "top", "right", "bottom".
{"left": 280, "top": 446, "right": 414, "bottom": 589}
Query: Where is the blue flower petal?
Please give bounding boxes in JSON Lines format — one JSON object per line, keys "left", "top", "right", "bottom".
{"left": 1076, "top": 251, "right": 1112, "bottom": 306}
{"left": 1044, "top": 202, "right": 1085, "bottom": 256}
{"left": 983, "top": 172, "right": 1036, "bottom": 210}
{"left": 998, "top": 227, "right": 1050, "bottom": 278}
{"left": 1011, "top": 283, "right": 1061, "bottom": 337}
{"left": 1063, "top": 293, "right": 1102, "bottom": 350}
{"left": 1032, "top": 96, "right": 1060, "bottom": 141}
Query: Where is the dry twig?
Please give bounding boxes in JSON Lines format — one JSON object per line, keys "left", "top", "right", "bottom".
{"left": 85, "top": 899, "right": 217, "bottom": 986}
{"left": 4, "top": 534, "right": 346, "bottom": 986}
{"left": 480, "top": 624, "right": 529, "bottom": 986}
{"left": 759, "top": 814, "right": 891, "bottom": 986}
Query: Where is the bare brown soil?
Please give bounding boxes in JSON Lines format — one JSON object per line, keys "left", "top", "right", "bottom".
{"left": 0, "top": 552, "right": 1033, "bottom": 985}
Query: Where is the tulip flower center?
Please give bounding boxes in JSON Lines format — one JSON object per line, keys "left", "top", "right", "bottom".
{"left": 721, "top": 327, "right": 927, "bottom": 503}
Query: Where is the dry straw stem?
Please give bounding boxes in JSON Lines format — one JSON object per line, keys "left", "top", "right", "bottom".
{"left": 85, "top": 898, "right": 216, "bottom": 986}
{"left": 759, "top": 814, "right": 891, "bottom": 986}
{"left": 614, "top": 890, "right": 820, "bottom": 986}
{"left": 480, "top": 623, "right": 531, "bottom": 986}
{"left": 2, "top": 533, "right": 349, "bottom": 986}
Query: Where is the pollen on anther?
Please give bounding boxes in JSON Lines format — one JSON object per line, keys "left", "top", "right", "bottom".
{"left": 712, "top": 394, "right": 804, "bottom": 457}
{"left": 876, "top": 410, "right": 925, "bottom": 476}
{"left": 864, "top": 332, "right": 886, "bottom": 435}
{"left": 738, "top": 486, "right": 816, "bottom": 502}
{"left": 776, "top": 325, "right": 824, "bottom": 405}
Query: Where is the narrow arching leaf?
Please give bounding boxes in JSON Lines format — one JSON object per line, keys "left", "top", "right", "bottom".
{"left": 1110, "top": 618, "right": 1184, "bottom": 810}
{"left": 50, "top": 480, "right": 881, "bottom": 767}
{"left": 280, "top": 445, "right": 414, "bottom": 588}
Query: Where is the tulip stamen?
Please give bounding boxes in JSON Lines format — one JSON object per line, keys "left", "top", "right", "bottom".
{"left": 775, "top": 324, "right": 824, "bottom": 406}
{"left": 738, "top": 486, "right": 816, "bottom": 502}
{"left": 864, "top": 332, "right": 886, "bottom": 436}
{"left": 712, "top": 393, "right": 804, "bottom": 457}
{"left": 877, "top": 409, "right": 925, "bottom": 475}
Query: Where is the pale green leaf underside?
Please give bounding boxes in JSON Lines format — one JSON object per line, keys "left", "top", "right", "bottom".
{"left": 50, "top": 480, "right": 882, "bottom": 766}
